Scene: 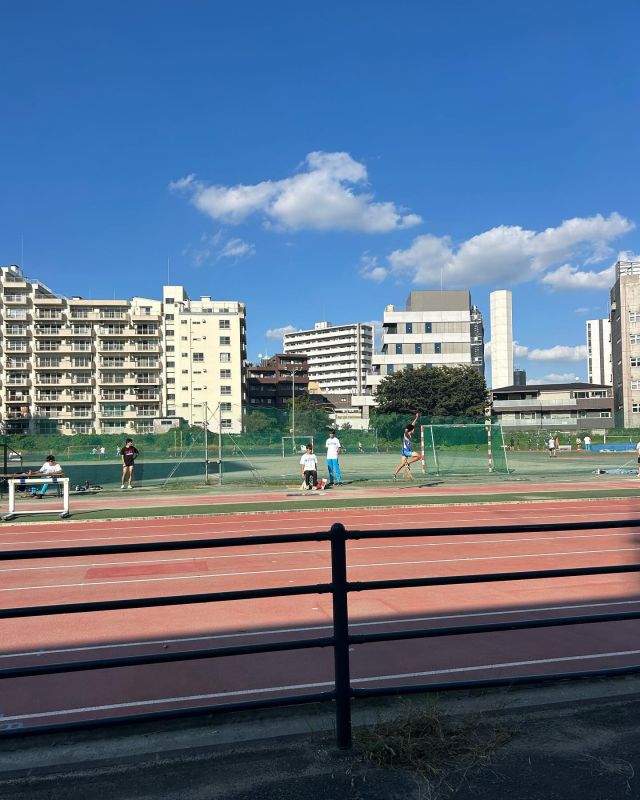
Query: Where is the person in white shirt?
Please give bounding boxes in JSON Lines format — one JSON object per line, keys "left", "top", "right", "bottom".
{"left": 300, "top": 444, "right": 319, "bottom": 490}
{"left": 548, "top": 436, "right": 556, "bottom": 457}
{"left": 28, "top": 454, "right": 63, "bottom": 498}
{"left": 325, "top": 430, "right": 342, "bottom": 485}
{"left": 583, "top": 435, "right": 592, "bottom": 452}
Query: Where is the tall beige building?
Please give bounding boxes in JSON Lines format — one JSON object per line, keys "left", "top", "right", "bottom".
{"left": 0, "top": 265, "right": 246, "bottom": 435}
{"left": 610, "top": 259, "right": 640, "bottom": 427}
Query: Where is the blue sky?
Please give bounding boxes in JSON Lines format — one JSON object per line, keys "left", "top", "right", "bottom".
{"left": 2, "top": 0, "right": 639, "bottom": 385}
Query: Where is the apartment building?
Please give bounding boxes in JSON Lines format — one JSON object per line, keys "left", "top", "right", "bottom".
{"left": 283, "top": 321, "right": 373, "bottom": 394}
{"left": 610, "top": 259, "right": 640, "bottom": 427}
{"left": 161, "top": 286, "right": 246, "bottom": 433}
{"left": 0, "top": 265, "right": 246, "bottom": 435}
{"left": 587, "top": 318, "right": 612, "bottom": 386}
{"left": 246, "top": 353, "right": 308, "bottom": 409}
{"left": 353, "top": 290, "right": 484, "bottom": 418}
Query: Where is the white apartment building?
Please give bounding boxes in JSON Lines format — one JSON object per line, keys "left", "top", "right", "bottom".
{"left": 353, "top": 290, "right": 484, "bottom": 417}
{"left": 283, "top": 321, "right": 373, "bottom": 394}
{"left": 0, "top": 265, "right": 246, "bottom": 435}
{"left": 162, "top": 285, "right": 246, "bottom": 433}
{"left": 489, "top": 289, "right": 513, "bottom": 389}
{"left": 610, "top": 259, "right": 640, "bottom": 427}
{"left": 586, "top": 318, "right": 612, "bottom": 386}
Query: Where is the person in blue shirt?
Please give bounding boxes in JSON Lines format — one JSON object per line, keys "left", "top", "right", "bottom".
{"left": 392, "top": 412, "right": 421, "bottom": 480}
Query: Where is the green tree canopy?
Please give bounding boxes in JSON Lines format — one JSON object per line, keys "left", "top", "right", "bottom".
{"left": 286, "top": 394, "right": 333, "bottom": 435}
{"left": 373, "top": 366, "right": 488, "bottom": 416}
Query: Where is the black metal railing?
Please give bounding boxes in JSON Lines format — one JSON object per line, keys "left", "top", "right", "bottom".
{"left": 1, "top": 517, "right": 640, "bottom": 748}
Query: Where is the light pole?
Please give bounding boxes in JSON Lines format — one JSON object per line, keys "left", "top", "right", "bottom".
{"left": 290, "top": 366, "right": 303, "bottom": 454}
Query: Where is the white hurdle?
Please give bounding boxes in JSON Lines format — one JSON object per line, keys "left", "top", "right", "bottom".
{"left": 3, "top": 477, "right": 70, "bottom": 521}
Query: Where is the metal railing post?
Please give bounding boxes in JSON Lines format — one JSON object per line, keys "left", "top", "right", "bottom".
{"left": 330, "top": 522, "right": 352, "bottom": 749}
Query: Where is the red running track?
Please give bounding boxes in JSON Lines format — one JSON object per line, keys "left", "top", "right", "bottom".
{"left": 2, "top": 497, "right": 640, "bottom": 732}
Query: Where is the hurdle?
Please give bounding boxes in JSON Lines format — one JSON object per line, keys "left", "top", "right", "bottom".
{"left": 2, "top": 477, "right": 70, "bottom": 521}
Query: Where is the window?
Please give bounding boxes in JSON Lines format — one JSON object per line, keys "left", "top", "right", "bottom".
{"left": 181, "top": 320, "right": 187, "bottom": 325}
{"left": 630, "top": 312, "right": 640, "bottom": 322}
{"left": 634, "top": 404, "right": 640, "bottom": 413}
{"left": 220, "top": 385, "right": 232, "bottom": 395}
{"left": 395, "top": 344, "right": 403, "bottom": 355}
{"left": 165, "top": 297, "right": 174, "bottom": 304}
{"left": 220, "top": 369, "right": 231, "bottom": 378}
{"left": 181, "top": 336, "right": 188, "bottom": 341}
{"left": 193, "top": 353, "right": 204, "bottom": 362}
{"left": 166, "top": 360, "right": 175, "bottom": 368}
{"left": 166, "top": 345, "right": 175, "bottom": 353}
{"left": 632, "top": 357, "right": 640, "bottom": 367}
{"left": 425, "top": 322, "right": 432, "bottom": 333}
{"left": 434, "top": 342, "right": 441, "bottom": 354}
{"left": 182, "top": 369, "right": 189, "bottom": 374}
{"left": 221, "top": 418, "right": 232, "bottom": 429}
{"left": 166, "top": 377, "right": 175, "bottom": 384}
{"left": 631, "top": 334, "right": 640, "bottom": 345}
{"left": 415, "top": 343, "right": 422, "bottom": 355}
{"left": 219, "top": 336, "right": 231, "bottom": 345}
{"left": 219, "top": 319, "right": 230, "bottom": 329}
{"left": 632, "top": 381, "right": 640, "bottom": 390}
{"left": 405, "top": 322, "right": 413, "bottom": 334}
{"left": 220, "top": 352, "right": 231, "bottom": 362}
{"left": 165, "top": 314, "right": 174, "bottom": 321}
{"left": 220, "top": 402, "right": 232, "bottom": 412}
{"left": 166, "top": 330, "right": 174, "bottom": 337}
{"left": 167, "top": 393, "right": 175, "bottom": 400}
{"left": 386, "top": 364, "right": 394, "bottom": 375}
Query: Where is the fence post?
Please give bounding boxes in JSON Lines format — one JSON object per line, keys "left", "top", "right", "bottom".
{"left": 330, "top": 521, "right": 352, "bottom": 749}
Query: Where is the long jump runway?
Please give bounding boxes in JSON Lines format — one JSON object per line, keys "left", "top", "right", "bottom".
{"left": 2, "top": 497, "right": 640, "bottom": 732}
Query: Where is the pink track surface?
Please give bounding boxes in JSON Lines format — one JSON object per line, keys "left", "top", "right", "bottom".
{"left": 2, "top": 493, "right": 640, "bottom": 732}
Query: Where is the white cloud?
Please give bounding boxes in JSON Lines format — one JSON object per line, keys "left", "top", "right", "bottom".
{"left": 185, "top": 232, "right": 255, "bottom": 266}
{"left": 384, "top": 213, "right": 634, "bottom": 287}
{"left": 527, "top": 345, "right": 588, "bottom": 362}
{"left": 220, "top": 238, "right": 255, "bottom": 259}
{"left": 170, "top": 152, "right": 421, "bottom": 234}
{"left": 359, "top": 254, "right": 388, "bottom": 282}
{"left": 541, "top": 263, "right": 614, "bottom": 290}
{"left": 527, "top": 372, "right": 583, "bottom": 384}
{"left": 265, "top": 325, "right": 300, "bottom": 340}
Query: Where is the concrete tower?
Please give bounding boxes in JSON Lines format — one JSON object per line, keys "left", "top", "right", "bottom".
{"left": 490, "top": 290, "right": 513, "bottom": 389}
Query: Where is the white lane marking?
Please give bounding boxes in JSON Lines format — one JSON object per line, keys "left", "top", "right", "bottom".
{"left": 1, "top": 546, "right": 638, "bottom": 592}
{"left": 4, "top": 648, "right": 640, "bottom": 722}
{"left": 1, "top": 530, "right": 638, "bottom": 574}
{"left": 4, "top": 598, "right": 640, "bottom": 661}
{"left": 1, "top": 505, "right": 636, "bottom": 548}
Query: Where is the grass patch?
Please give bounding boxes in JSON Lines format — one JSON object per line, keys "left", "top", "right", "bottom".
{"left": 356, "top": 705, "right": 511, "bottom": 798}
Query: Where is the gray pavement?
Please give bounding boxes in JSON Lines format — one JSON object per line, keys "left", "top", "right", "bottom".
{"left": 3, "top": 675, "right": 640, "bottom": 799}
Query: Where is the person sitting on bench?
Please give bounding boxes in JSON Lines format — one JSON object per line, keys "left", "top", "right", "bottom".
{"left": 29, "top": 455, "right": 63, "bottom": 498}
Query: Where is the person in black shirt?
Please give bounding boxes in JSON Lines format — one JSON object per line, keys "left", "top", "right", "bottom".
{"left": 119, "top": 438, "right": 139, "bottom": 489}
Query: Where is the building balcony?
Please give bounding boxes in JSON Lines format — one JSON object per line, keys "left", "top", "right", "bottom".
{"left": 3, "top": 295, "right": 29, "bottom": 304}
{"left": 33, "top": 296, "right": 63, "bottom": 305}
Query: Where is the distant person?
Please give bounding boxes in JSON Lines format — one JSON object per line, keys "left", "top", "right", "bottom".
{"left": 119, "top": 438, "right": 139, "bottom": 489}
{"left": 300, "top": 443, "right": 318, "bottom": 491}
{"left": 393, "top": 412, "right": 421, "bottom": 479}
{"left": 28, "top": 455, "right": 63, "bottom": 498}
{"left": 99, "top": 446, "right": 106, "bottom": 459}
{"left": 554, "top": 435, "right": 560, "bottom": 453}
{"left": 548, "top": 436, "right": 556, "bottom": 457}
{"left": 584, "top": 434, "right": 592, "bottom": 452}
{"left": 576, "top": 436, "right": 582, "bottom": 451}
{"left": 91, "top": 447, "right": 97, "bottom": 457}
{"left": 358, "top": 441, "right": 364, "bottom": 453}
{"left": 509, "top": 437, "right": 515, "bottom": 451}
{"left": 325, "top": 430, "right": 343, "bottom": 485}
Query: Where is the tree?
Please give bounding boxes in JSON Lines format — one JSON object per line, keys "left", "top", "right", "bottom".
{"left": 244, "top": 409, "right": 278, "bottom": 434}
{"left": 373, "top": 366, "right": 488, "bottom": 416}
{"left": 286, "top": 394, "right": 332, "bottom": 436}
